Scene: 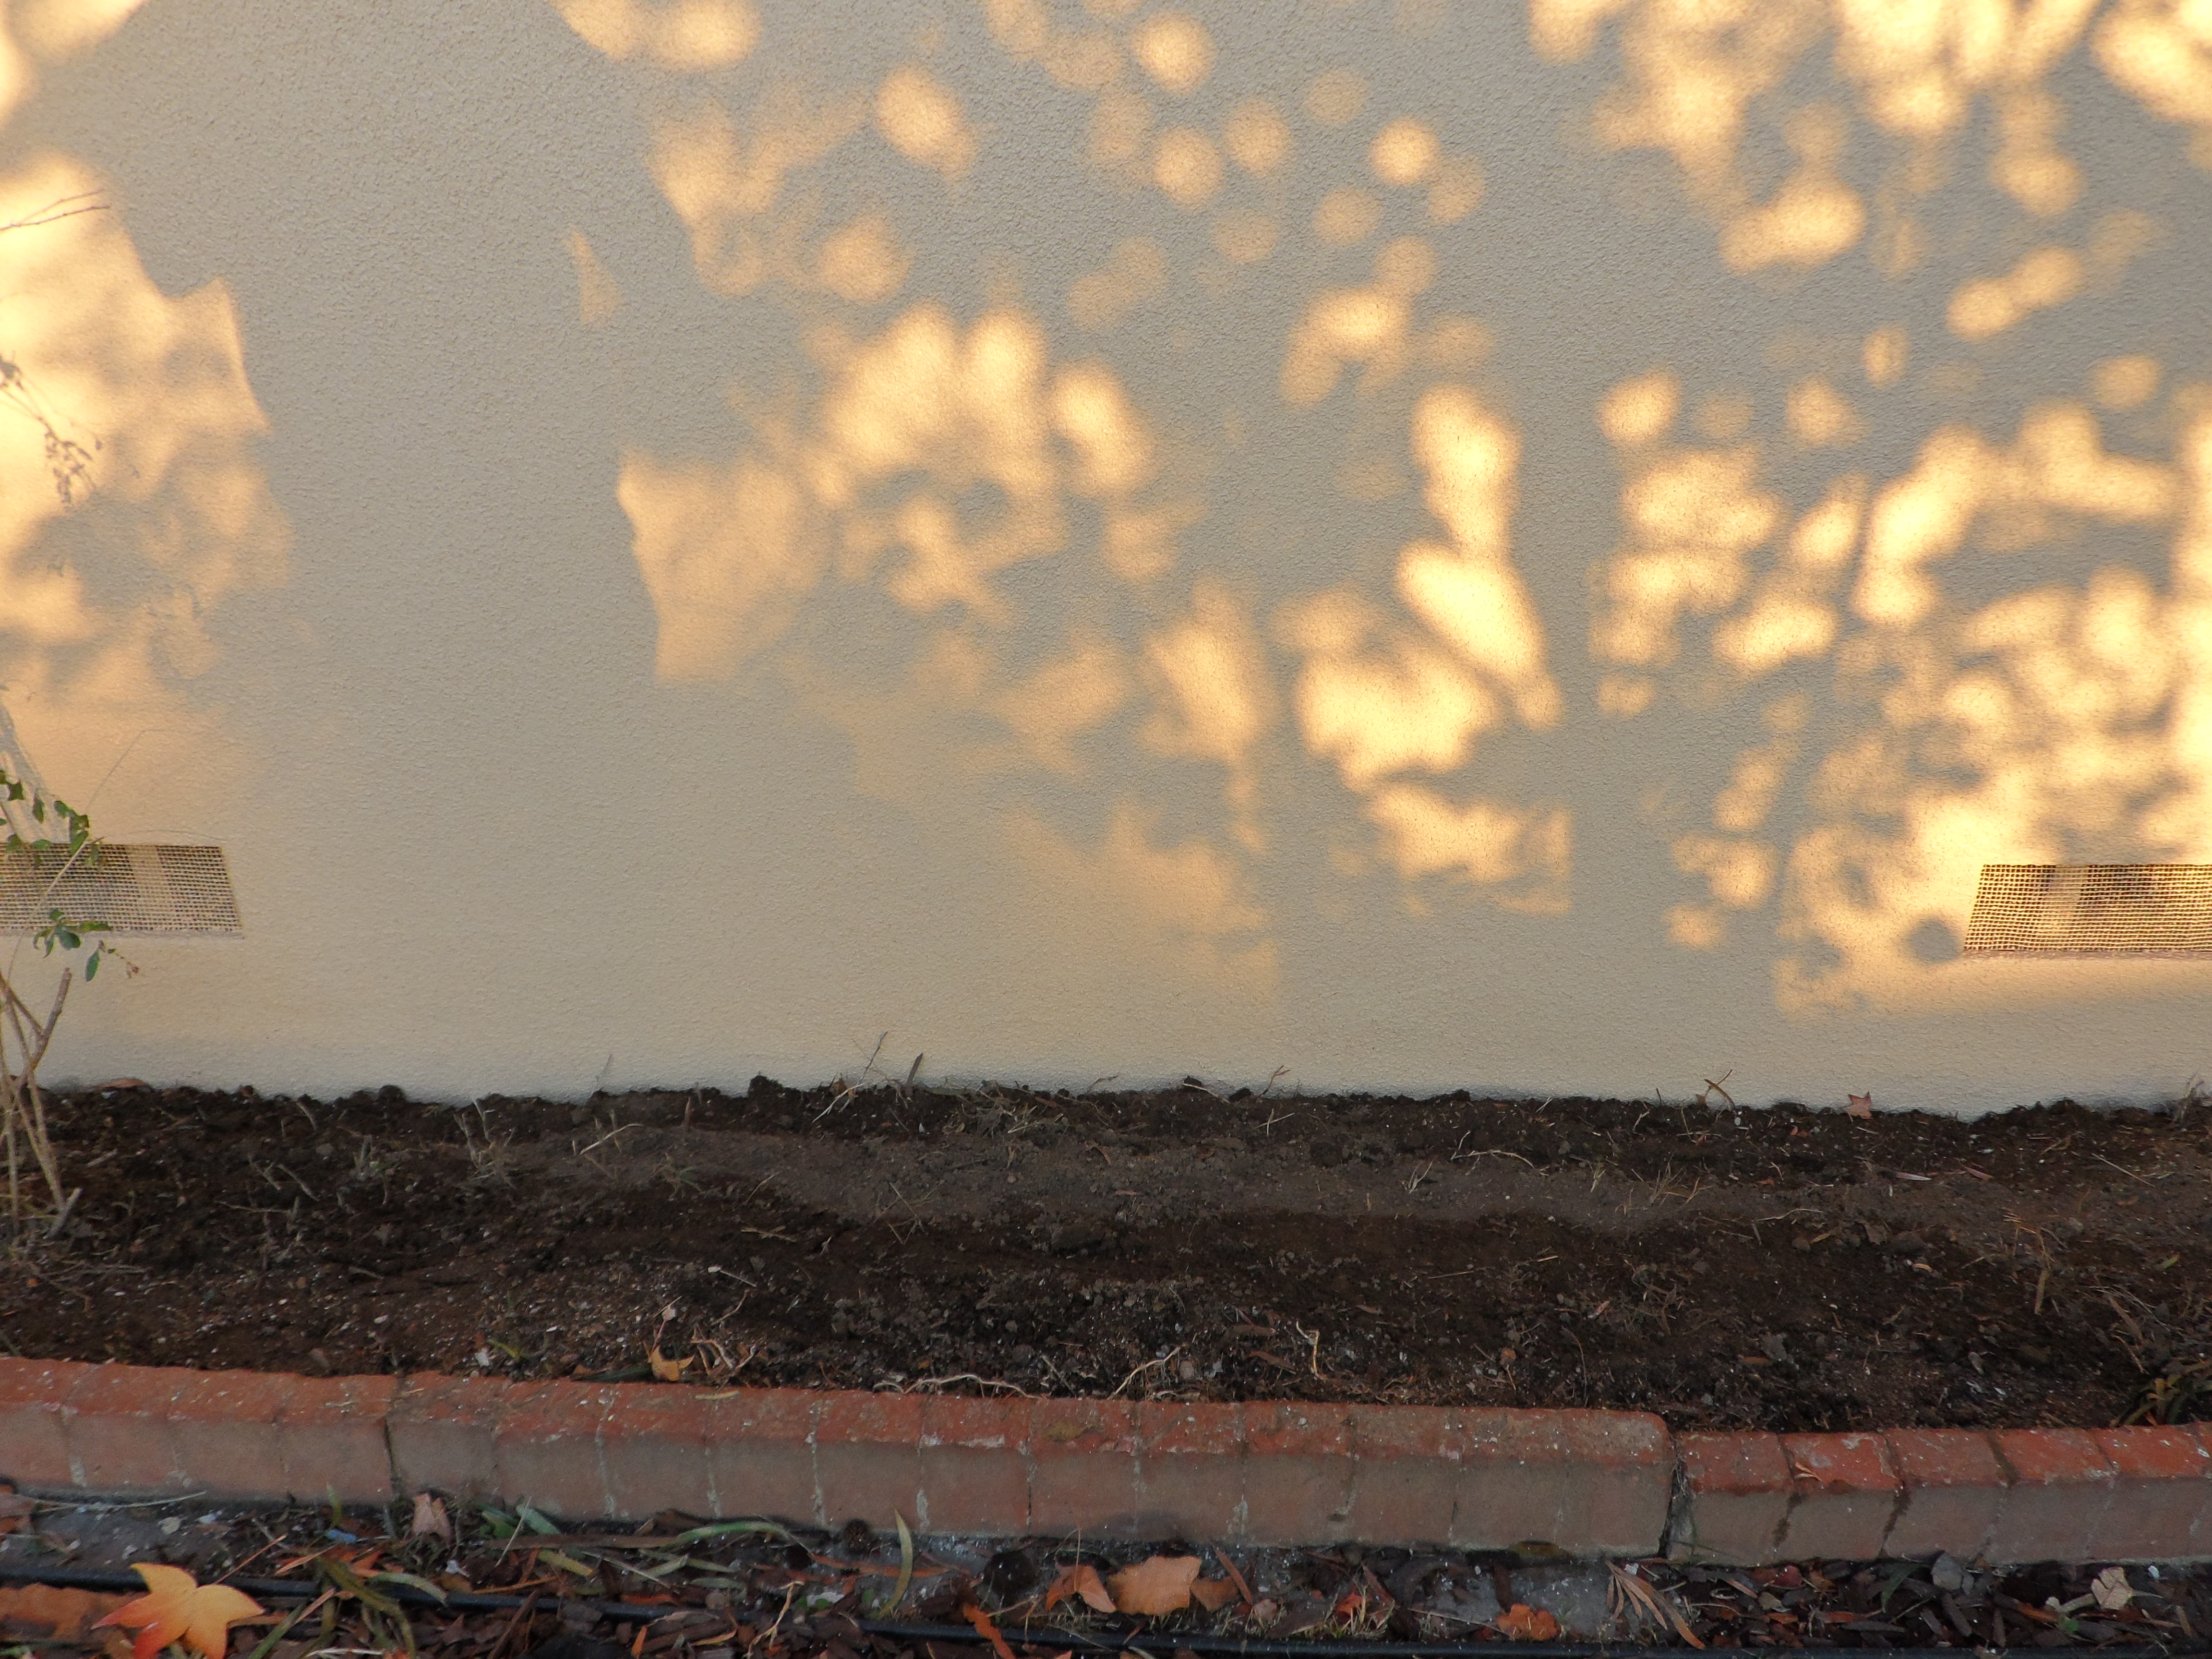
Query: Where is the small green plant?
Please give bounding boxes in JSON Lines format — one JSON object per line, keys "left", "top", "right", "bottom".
{"left": 0, "top": 759, "right": 131, "bottom": 1238}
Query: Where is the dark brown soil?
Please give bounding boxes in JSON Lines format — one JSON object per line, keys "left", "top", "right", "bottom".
{"left": 9, "top": 1077, "right": 2212, "bottom": 1432}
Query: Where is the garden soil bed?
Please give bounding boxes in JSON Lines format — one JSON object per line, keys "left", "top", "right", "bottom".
{"left": 7, "top": 1078, "right": 2211, "bottom": 1433}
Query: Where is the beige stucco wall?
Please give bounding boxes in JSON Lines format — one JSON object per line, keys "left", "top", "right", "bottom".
{"left": 4, "top": 0, "right": 2212, "bottom": 1112}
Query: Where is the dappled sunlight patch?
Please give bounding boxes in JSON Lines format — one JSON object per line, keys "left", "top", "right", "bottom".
{"left": 0, "top": 153, "right": 287, "bottom": 808}
{"left": 1364, "top": 783, "right": 1571, "bottom": 912}
{"left": 1138, "top": 578, "right": 1277, "bottom": 847}
{"left": 1005, "top": 800, "right": 1277, "bottom": 991}
{"left": 549, "top": 0, "right": 758, "bottom": 72}
{"left": 0, "top": 0, "right": 147, "bottom": 126}
{"left": 877, "top": 65, "right": 978, "bottom": 181}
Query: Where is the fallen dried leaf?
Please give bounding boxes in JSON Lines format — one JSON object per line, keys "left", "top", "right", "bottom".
{"left": 1189, "top": 1577, "right": 1238, "bottom": 1611}
{"left": 0, "top": 1491, "right": 33, "bottom": 1536}
{"left": 1497, "top": 1603, "right": 1562, "bottom": 1641}
{"left": 1043, "top": 1564, "right": 1115, "bottom": 1615}
{"left": 2092, "top": 1567, "right": 2133, "bottom": 1611}
{"left": 963, "top": 1601, "right": 1016, "bottom": 1659}
{"left": 648, "top": 1345, "right": 693, "bottom": 1382}
{"left": 1211, "top": 1549, "right": 1254, "bottom": 1607}
{"left": 1108, "top": 1554, "right": 1202, "bottom": 1616}
{"left": 1847, "top": 1093, "right": 1873, "bottom": 1119}
{"left": 410, "top": 1492, "right": 453, "bottom": 1543}
{"left": 0, "top": 1583, "right": 130, "bottom": 1646}
{"left": 94, "top": 1564, "right": 264, "bottom": 1659}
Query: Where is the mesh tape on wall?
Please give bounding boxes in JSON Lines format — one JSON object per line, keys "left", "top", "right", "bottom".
{"left": 1963, "top": 864, "right": 2212, "bottom": 956}
{"left": 0, "top": 844, "right": 240, "bottom": 936}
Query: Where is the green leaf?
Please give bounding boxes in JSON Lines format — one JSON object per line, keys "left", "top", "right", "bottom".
{"left": 29, "top": 798, "right": 43, "bottom": 822}
{"left": 84, "top": 949, "right": 99, "bottom": 980}
{"left": 318, "top": 1554, "right": 401, "bottom": 1615}
{"left": 889, "top": 1510, "right": 914, "bottom": 1614}
{"left": 669, "top": 1518, "right": 796, "bottom": 1545}
{"left": 366, "top": 1571, "right": 448, "bottom": 1602}
{"left": 517, "top": 1502, "right": 560, "bottom": 1536}
{"left": 241, "top": 1605, "right": 308, "bottom": 1659}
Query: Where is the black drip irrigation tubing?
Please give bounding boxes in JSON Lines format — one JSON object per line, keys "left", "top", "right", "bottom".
{"left": 857, "top": 1625, "right": 2190, "bottom": 1659}
{"left": 0, "top": 1566, "right": 2197, "bottom": 1659}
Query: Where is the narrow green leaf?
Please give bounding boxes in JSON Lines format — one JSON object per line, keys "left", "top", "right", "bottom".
{"left": 367, "top": 1571, "right": 449, "bottom": 1601}
{"left": 669, "top": 1518, "right": 796, "bottom": 1545}
{"left": 517, "top": 1501, "right": 560, "bottom": 1535}
{"left": 890, "top": 1510, "right": 914, "bottom": 1614}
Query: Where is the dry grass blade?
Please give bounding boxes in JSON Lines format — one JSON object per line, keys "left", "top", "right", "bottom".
{"left": 1607, "top": 1563, "right": 1701, "bottom": 1648}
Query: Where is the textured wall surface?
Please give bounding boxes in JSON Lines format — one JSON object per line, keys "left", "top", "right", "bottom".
{"left": 3, "top": 0, "right": 2211, "bottom": 1110}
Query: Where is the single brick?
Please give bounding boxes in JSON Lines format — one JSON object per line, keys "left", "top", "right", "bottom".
{"left": 2089, "top": 1426, "right": 2212, "bottom": 1561}
{"left": 1346, "top": 1407, "right": 1459, "bottom": 1545}
{"left": 280, "top": 1374, "right": 397, "bottom": 1506}
{"left": 1136, "top": 1400, "right": 1244, "bottom": 1540}
{"left": 1779, "top": 1433, "right": 1900, "bottom": 1561}
{"left": 390, "top": 1373, "right": 510, "bottom": 1501}
{"left": 918, "top": 1396, "right": 1029, "bottom": 1535}
{"left": 63, "top": 1365, "right": 193, "bottom": 1496}
{"left": 1242, "top": 1402, "right": 1355, "bottom": 1545}
{"left": 813, "top": 1392, "right": 923, "bottom": 1534}
{"left": 1881, "top": 1430, "right": 2005, "bottom": 1560}
{"left": 1668, "top": 1433, "right": 1791, "bottom": 1564}
{"left": 600, "top": 1384, "right": 719, "bottom": 1520}
{"left": 1554, "top": 1411, "right": 1673, "bottom": 1555}
{"left": 493, "top": 1382, "right": 617, "bottom": 1523}
{"left": 0, "top": 1358, "right": 97, "bottom": 1490}
{"left": 165, "top": 1371, "right": 293, "bottom": 1502}
{"left": 1027, "top": 1395, "right": 1139, "bottom": 1536}
{"left": 1452, "top": 1410, "right": 1569, "bottom": 1549}
{"left": 1987, "top": 1429, "right": 2116, "bottom": 1564}
{"left": 705, "top": 1389, "right": 818, "bottom": 1526}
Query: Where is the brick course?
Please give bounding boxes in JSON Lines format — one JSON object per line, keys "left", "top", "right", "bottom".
{"left": 1, "top": 1358, "right": 2209, "bottom": 1562}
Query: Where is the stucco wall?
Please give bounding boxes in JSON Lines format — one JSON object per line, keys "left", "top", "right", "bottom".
{"left": 3, "top": 0, "right": 2211, "bottom": 1111}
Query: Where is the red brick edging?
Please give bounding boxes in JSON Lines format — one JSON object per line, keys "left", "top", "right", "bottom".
{"left": 1, "top": 1358, "right": 2207, "bottom": 1563}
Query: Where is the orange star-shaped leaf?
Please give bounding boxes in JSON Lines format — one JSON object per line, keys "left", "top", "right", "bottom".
{"left": 1496, "top": 1602, "right": 1561, "bottom": 1641}
{"left": 94, "top": 1564, "right": 264, "bottom": 1659}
